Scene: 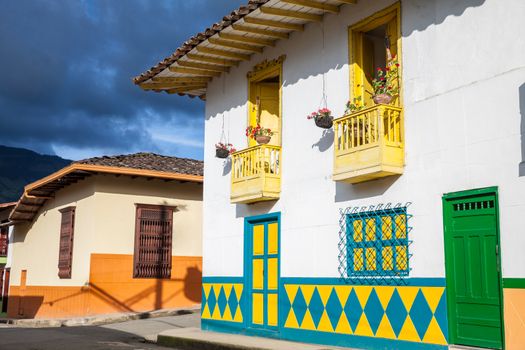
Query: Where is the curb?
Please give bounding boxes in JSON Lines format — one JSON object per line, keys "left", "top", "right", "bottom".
{"left": 157, "top": 334, "right": 265, "bottom": 350}
{"left": 2, "top": 305, "right": 200, "bottom": 328}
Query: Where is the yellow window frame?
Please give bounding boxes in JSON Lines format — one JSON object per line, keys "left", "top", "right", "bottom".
{"left": 348, "top": 3, "right": 402, "bottom": 107}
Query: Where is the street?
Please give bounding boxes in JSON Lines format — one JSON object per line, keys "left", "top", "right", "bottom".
{"left": 0, "top": 313, "right": 199, "bottom": 350}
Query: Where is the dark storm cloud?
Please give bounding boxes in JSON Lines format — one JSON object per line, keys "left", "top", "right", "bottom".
{"left": 0, "top": 0, "right": 245, "bottom": 159}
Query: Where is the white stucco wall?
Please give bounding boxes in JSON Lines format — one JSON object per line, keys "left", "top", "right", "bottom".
{"left": 203, "top": 0, "right": 525, "bottom": 279}
{"left": 10, "top": 175, "right": 202, "bottom": 286}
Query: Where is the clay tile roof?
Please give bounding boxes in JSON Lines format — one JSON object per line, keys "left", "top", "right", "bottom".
{"left": 75, "top": 152, "right": 203, "bottom": 177}
{"left": 132, "top": 0, "right": 269, "bottom": 86}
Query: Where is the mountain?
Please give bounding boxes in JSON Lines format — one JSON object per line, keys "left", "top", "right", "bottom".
{"left": 0, "top": 145, "right": 72, "bottom": 203}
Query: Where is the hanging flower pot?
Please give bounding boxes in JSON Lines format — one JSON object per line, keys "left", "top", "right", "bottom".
{"left": 314, "top": 115, "right": 333, "bottom": 129}
{"left": 215, "top": 148, "right": 229, "bottom": 158}
{"left": 307, "top": 108, "right": 333, "bottom": 129}
{"left": 372, "top": 93, "right": 393, "bottom": 105}
{"left": 215, "top": 143, "right": 236, "bottom": 158}
{"left": 255, "top": 135, "right": 271, "bottom": 144}
{"left": 246, "top": 124, "right": 274, "bottom": 145}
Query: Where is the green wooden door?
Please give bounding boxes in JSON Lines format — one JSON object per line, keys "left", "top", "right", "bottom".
{"left": 443, "top": 189, "right": 503, "bottom": 349}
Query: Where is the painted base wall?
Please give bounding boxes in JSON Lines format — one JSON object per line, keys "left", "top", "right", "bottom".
{"left": 7, "top": 254, "right": 202, "bottom": 319}
{"left": 503, "top": 288, "right": 525, "bottom": 350}
{"left": 201, "top": 277, "right": 447, "bottom": 350}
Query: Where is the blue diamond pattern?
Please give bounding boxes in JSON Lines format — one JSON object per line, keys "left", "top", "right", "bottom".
{"left": 217, "top": 286, "right": 228, "bottom": 317}
{"left": 202, "top": 287, "right": 207, "bottom": 305}
{"left": 227, "top": 287, "right": 239, "bottom": 317}
{"left": 386, "top": 289, "right": 407, "bottom": 336}
{"left": 344, "top": 288, "right": 363, "bottom": 332}
{"left": 410, "top": 289, "right": 433, "bottom": 340}
{"left": 309, "top": 287, "right": 324, "bottom": 328}
{"left": 293, "top": 287, "right": 308, "bottom": 326}
{"left": 281, "top": 288, "right": 292, "bottom": 320}
{"left": 325, "top": 288, "right": 343, "bottom": 330}
{"left": 364, "top": 289, "right": 384, "bottom": 335}
{"left": 207, "top": 286, "right": 217, "bottom": 316}
{"left": 434, "top": 291, "right": 448, "bottom": 341}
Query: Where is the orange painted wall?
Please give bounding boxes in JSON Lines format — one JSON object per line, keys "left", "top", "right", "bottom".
{"left": 7, "top": 254, "right": 202, "bottom": 319}
{"left": 504, "top": 288, "right": 525, "bottom": 350}
{"left": 88, "top": 254, "right": 202, "bottom": 315}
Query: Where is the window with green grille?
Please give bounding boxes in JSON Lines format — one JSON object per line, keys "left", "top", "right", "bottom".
{"left": 341, "top": 205, "right": 411, "bottom": 281}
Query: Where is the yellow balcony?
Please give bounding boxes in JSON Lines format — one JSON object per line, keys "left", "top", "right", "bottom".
{"left": 333, "top": 104, "right": 404, "bottom": 183}
{"left": 231, "top": 145, "right": 281, "bottom": 204}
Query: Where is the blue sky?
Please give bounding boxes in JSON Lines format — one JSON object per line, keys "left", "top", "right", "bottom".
{"left": 0, "top": 0, "right": 245, "bottom": 160}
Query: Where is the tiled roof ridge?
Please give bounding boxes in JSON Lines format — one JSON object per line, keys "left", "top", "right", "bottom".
{"left": 75, "top": 152, "right": 203, "bottom": 176}
{"left": 132, "top": 0, "right": 269, "bottom": 85}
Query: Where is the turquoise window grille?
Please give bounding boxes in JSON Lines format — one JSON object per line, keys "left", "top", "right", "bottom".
{"left": 338, "top": 204, "right": 412, "bottom": 284}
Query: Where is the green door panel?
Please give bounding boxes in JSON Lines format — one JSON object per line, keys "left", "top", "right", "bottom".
{"left": 443, "top": 192, "right": 503, "bottom": 349}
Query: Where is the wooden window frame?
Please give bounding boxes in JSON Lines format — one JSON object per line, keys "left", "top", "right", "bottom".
{"left": 133, "top": 204, "right": 175, "bottom": 279}
{"left": 58, "top": 206, "right": 75, "bottom": 279}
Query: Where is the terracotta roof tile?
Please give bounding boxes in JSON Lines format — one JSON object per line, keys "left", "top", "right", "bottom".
{"left": 133, "top": 0, "right": 269, "bottom": 86}
{"left": 75, "top": 152, "right": 203, "bottom": 176}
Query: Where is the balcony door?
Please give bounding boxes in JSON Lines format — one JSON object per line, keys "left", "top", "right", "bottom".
{"left": 249, "top": 81, "right": 280, "bottom": 148}
{"left": 247, "top": 56, "right": 283, "bottom": 148}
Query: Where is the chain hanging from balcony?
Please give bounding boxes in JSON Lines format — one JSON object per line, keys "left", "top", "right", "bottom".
{"left": 338, "top": 202, "right": 413, "bottom": 286}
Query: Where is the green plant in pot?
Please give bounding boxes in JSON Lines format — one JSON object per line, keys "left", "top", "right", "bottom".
{"left": 246, "top": 124, "right": 274, "bottom": 145}
{"left": 371, "top": 57, "right": 400, "bottom": 105}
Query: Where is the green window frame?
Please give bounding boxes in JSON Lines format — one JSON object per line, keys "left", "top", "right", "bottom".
{"left": 346, "top": 207, "right": 410, "bottom": 277}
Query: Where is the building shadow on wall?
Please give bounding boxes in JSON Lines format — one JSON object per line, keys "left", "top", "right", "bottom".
{"left": 518, "top": 83, "right": 525, "bottom": 176}
{"left": 335, "top": 175, "right": 400, "bottom": 203}
{"left": 312, "top": 129, "right": 334, "bottom": 152}
{"left": 235, "top": 201, "right": 277, "bottom": 219}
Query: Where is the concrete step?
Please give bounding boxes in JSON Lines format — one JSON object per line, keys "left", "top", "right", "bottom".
{"left": 156, "top": 327, "right": 351, "bottom": 350}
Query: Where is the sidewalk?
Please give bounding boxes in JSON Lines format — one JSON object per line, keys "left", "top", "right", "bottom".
{"left": 0, "top": 305, "right": 200, "bottom": 328}
{"left": 156, "top": 327, "right": 352, "bottom": 350}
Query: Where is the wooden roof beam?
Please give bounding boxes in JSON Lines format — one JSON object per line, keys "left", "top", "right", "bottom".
{"left": 243, "top": 17, "right": 304, "bottom": 31}
{"left": 259, "top": 7, "right": 323, "bottom": 22}
{"left": 186, "top": 53, "right": 240, "bottom": 67}
{"left": 231, "top": 24, "right": 289, "bottom": 39}
{"left": 196, "top": 46, "right": 251, "bottom": 61}
{"left": 334, "top": 0, "right": 357, "bottom": 4}
{"left": 168, "top": 66, "right": 221, "bottom": 77}
{"left": 218, "top": 32, "right": 276, "bottom": 47}
{"left": 140, "top": 82, "right": 209, "bottom": 90}
{"left": 177, "top": 60, "right": 230, "bottom": 72}
{"left": 166, "top": 85, "right": 207, "bottom": 94}
{"left": 152, "top": 76, "right": 212, "bottom": 83}
{"left": 208, "top": 38, "right": 263, "bottom": 53}
{"left": 281, "top": 0, "right": 339, "bottom": 13}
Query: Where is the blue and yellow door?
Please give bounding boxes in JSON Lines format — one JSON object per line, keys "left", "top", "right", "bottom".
{"left": 245, "top": 213, "right": 280, "bottom": 332}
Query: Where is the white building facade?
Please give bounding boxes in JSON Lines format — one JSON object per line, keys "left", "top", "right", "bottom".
{"left": 136, "top": 1, "right": 525, "bottom": 349}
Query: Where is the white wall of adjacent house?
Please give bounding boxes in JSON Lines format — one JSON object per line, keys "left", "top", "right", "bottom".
{"left": 203, "top": 0, "right": 525, "bottom": 279}
{"left": 9, "top": 175, "right": 202, "bottom": 287}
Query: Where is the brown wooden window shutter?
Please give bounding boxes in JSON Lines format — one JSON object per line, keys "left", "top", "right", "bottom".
{"left": 58, "top": 207, "right": 75, "bottom": 279}
{"left": 133, "top": 205, "right": 173, "bottom": 279}
{"left": 0, "top": 226, "right": 8, "bottom": 257}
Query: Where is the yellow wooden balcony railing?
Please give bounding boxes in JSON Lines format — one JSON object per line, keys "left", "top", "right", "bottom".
{"left": 231, "top": 145, "right": 281, "bottom": 204}
{"left": 333, "top": 104, "right": 404, "bottom": 183}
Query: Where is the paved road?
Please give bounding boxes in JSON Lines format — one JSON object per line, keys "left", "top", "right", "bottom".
{"left": 0, "top": 313, "right": 199, "bottom": 350}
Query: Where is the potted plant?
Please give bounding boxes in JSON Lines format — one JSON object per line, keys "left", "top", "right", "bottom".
{"left": 371, "top": 57, "right": 400, "bottom": 105}
{"left": 246, "top": 124, "right": 274, "bottom": 144}
{"left": 307, "top": 107, "right": 333, "bottom": 129}
{"left": 345, "top": 96, "right": 366, "bottom": 115}
{"left": 215, "top": 143, "right": 236, "bottom": 158}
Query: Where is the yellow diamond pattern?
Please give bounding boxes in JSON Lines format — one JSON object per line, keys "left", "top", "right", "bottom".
{"left": 202, "top": 283, "right": 243, "bottom": 323}
{"left": 283, "top": 284, "right": 447, "bottom": 346}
